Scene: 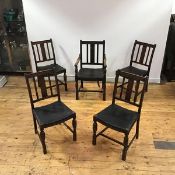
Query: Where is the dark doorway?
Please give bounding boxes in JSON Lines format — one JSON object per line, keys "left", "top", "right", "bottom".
{"left": 161, "top": 14, "right": 175, "bottom": 82}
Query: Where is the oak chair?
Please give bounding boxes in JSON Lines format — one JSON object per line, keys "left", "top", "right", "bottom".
{"left": 75, "top": 40, "right": 107, "bottom": 100}
{"left": 31, "top": 39, "right": 67, "bottom": 91}
{"left": 92, "top": 70, "right": 147, "bottom": 161}
{"left": 25, "top": 70, "right": 77, "bottom": 154}
{"left": 119, "top": 40, "right": 156, "bottom": 91}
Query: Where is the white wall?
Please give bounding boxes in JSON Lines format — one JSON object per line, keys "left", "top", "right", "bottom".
{"left": 22, "top": 0, "right": 172, "bottom": 83}
{"left": 172, "top": 0, "right": 175, "bottom": 13}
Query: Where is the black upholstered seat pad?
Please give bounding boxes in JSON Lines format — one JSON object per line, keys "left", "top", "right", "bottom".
{"left": 77, "top": 68, "right": 105, "bottom": 80}
{"left": 38, "top": 64, "right": 65, "bottom": 74}
{"left": 33, "top": 101, "right": 75, "bottom": 127}
{"left": 120, "top": 66, "right": 147, "bottom": 76}
{"left": 95, "top": 104, "right": 139, "bottom": 133}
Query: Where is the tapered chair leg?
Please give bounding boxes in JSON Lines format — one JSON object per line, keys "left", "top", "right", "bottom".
{"left": 92, "top": 120, "right": 97, "bottom": 145}
{"left": 75, "top": 80, "right": 79, "bottom": 100}
{"left": 122, "top": 134, "right": 128, "bottom": 161}
{"left": 40, "top": 129, "right": 47, "bottom": 154}
{"left": 72, "top": 117, "right": 77, "bottom": 141}
{"left": 64, "top": 72, "right": 68, "bottom": 91}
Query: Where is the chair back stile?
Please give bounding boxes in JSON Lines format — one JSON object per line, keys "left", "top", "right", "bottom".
{"left": 31, "top": 39, "right": 56, "bottom": 70}
{"left": 25, "top": 70, "right": 61, "bottom": 108}
{"left": 130, "top": 40, "right": 156, "bottom": 75}
{"left": 112, "top": 70, "right": 147, "bottom": 113}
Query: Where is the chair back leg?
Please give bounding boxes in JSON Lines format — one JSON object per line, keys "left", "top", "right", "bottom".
{"left": 102, "top": 80, "right": 106, "bottom": 101}
{"left": 64, "top": 72, "right": 68, "bottom": 91}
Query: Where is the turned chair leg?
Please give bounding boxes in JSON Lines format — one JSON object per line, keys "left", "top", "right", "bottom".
{"left": 40, "top": 129, "right": 47, "bottom": 154}
{"left": 72, "top": 117, "right": 77, "bottom": 141}
{"left": 122, "top": 133, "right": 128, "bottom": 161}
{"left": 64, "top": 72, "right": 68, "bottom": 91}
{"left": 92, "top": 120, "right": 97, "bottom": 145}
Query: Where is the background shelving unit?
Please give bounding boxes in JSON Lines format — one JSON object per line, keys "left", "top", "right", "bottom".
{"left": 0, "top": 0, "right": 31, "bottom": 74}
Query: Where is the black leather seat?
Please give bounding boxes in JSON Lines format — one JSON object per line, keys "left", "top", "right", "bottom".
{"left": 37, "top": 64, "right": 65, "bottom": 74}
{"left": 120, "top": 66, "right": 147, "bottom": 77}
{"left": 33, "top": 101, "right": 75, "bottom": 127}
{"left": 95, "top": 104, "right": 138, "bottom": 133}
{"left": 77, "top": 68, "right": 105, "bottom": 81}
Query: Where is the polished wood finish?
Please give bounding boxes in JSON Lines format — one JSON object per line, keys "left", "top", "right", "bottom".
{"left": 0, "top": 77, "right": 175, "bottom": 174}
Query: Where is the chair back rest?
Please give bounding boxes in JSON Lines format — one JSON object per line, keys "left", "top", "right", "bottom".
{"left": 80, "top": 40, "right": 105, "bottom": 67}
{"left": 130, "top": 40, "right": 156, "bottom": 73}
{"left": 25, "top": 70, "right": 60, "bottom": 108}
{"left": 113, "top": 70, "right": 147, "bottom": 110}
{"left": 31, "top": 39, "right": 56, "bottom": 70}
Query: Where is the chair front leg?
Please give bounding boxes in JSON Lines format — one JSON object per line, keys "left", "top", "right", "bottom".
{"left": 92, "top": 120, "right": 97, "bottom": 145}
{"left": 64, "top": 72, "right": 68, "bottom": 91}
{"left": 122, "top": 133, "right": 128, "bottom": 161}
{"left": 72, "top": 116, "right": 77, "bottom": 141}
{"left": 40, "top": 129, "right": 47, "bottom": 154}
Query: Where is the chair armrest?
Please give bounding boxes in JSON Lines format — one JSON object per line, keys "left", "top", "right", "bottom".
{"left": 75, "top": 55, "right": 80, "bottom": 75}
{"left": 74, "top": 55, "right": 80, "bottom": 67}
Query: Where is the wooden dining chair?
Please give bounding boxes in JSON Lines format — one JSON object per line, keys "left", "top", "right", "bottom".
{"left": 31, "top": 39, "right": 68, "bottom": 91}
{"left": 75, "top": 40, "right": 107, "bottom": 100}
{"left": 25, "top": 70, "right": 76, "bottom": 154}
{"left": 92, "top": 70, "right": 147, "bottom": 160}
{"left": 119, "top": 40, "right": 156, "bottom": 91}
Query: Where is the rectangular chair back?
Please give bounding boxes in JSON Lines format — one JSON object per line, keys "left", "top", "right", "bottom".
{"left": 31, "top": 39, "right": 56, "bottom": 70}
{"left": 80, "top": 40, "right": 105, "bottom": 68}
{"left": 25, "top": 70, "right": 60, "bottom": 108}
{"left": 113, "top": 70, "right": 147, "bottom": 111}
{"left": 130, "top": 40, "right": 156, "bottom": 74}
